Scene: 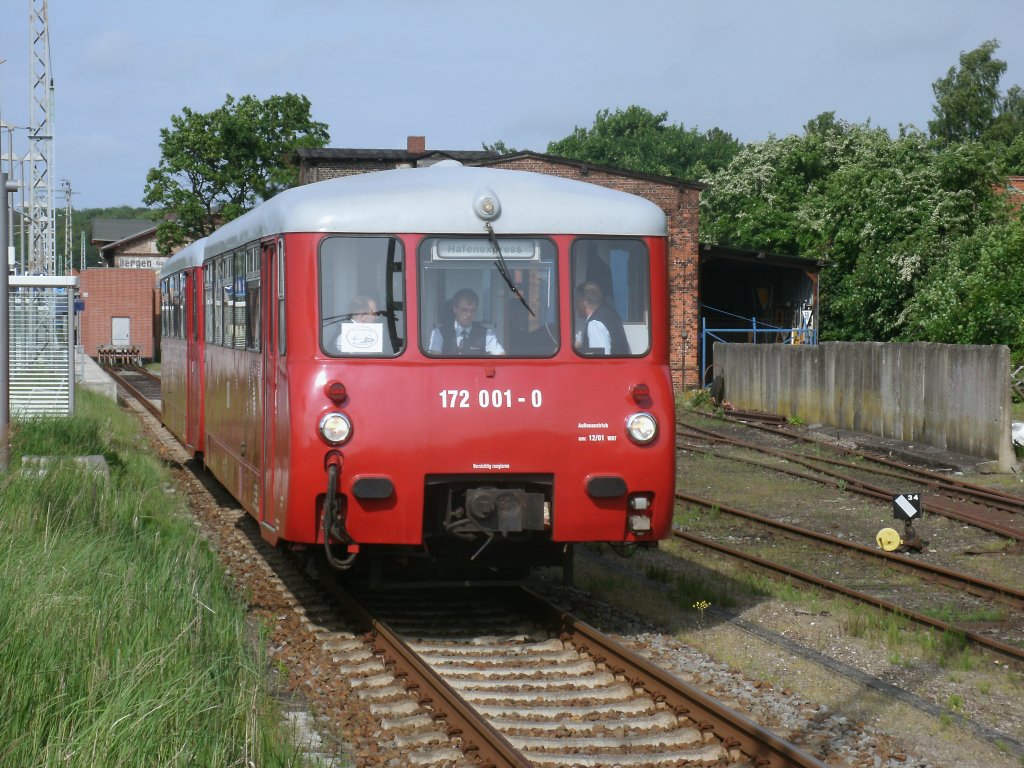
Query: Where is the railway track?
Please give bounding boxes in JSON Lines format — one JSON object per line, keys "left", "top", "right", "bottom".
{"left": 101, "top": 364, "right": 162, "bottom": 420}
{"left": 678, "top": 417, "right": 1024, "bottom": 542}
{"left": 113, "top": 367, "right": 831, "bottom": 767}
{"left": 322, "top": 581, "right": 828, "bottom": 768}
{"left": 674, "top": 492, "right": 1024, "bottom": 665}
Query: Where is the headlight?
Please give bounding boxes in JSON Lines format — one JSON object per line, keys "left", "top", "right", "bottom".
{"left": 319, "top": 412, "right": 352, "bottom": 445}
{"left": 625, "top": 412, "right": 658, "bottom": 444}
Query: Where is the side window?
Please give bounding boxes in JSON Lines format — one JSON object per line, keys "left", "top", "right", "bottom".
{"left": 246, "top": 246, "right": 261, "bottom": 351}
{"left": 204, "top": 265, "right": 214, "bottom": 343}
{"left": 570, "top": 239, "right": 650, "bottom": 357}
{"left": 172, "top": 274, "right": 182, "bottom": 338}
{"left": 319, "top": 236, "right": 405, "bottom": 357}
{"left": 232, "top": 251, "right": 246, "bottom": 350}
{"left": 160, "top": 278, "right": 169, "bottom": 338}
{"left": 220, "top": 254, "right": 234, "bottom": 348}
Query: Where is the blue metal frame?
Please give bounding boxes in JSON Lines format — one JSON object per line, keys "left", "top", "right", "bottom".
{"left": 700, "top": 306, "right": 817, "bottom": 386}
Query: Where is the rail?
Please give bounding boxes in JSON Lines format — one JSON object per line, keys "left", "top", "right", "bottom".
{"left": 321, "top": 580, "right": 530, "bottom": 768}
{"left": 673, "top": 527, "right": 1024, "bottom": 666}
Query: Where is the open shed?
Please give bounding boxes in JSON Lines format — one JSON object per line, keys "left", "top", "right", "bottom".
{"left": 699, "top": 243, "right": 822, "bottom": 385}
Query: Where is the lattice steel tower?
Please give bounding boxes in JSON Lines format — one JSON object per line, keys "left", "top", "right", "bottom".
{"left": 29, "top": 0, "right": 55, "bottom": 274}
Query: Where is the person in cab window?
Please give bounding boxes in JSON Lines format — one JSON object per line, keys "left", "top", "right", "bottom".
{"left": 429, "top": 288, "right": 504, "bottom": 355}
{"left": 574, "top": 282, "right": 629, "bottom": 356}
{"left": 348, "top": 294, "right": 379, "bottom": 323}
{"left": 336, "top": 295, "right": 381, "bottom": 353}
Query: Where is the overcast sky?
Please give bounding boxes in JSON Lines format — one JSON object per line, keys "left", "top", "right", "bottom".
{"left": 1, "top": 0, "right": 1023, "bottom": 210}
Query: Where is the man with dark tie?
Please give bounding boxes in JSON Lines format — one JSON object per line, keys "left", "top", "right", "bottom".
{"left": 428, "top": 288, "right": 504, "bottom": 355}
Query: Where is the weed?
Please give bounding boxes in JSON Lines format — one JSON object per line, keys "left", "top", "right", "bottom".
{"left": 644, "top": 562, "right": 674, "bottom": 584}
{"left": 686, "top": 389, "right": 712, "bottom": 409}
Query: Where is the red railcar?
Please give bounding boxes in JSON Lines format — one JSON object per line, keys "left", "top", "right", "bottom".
{"left": 161, "top": 163, "right": 675, "bottom": 581}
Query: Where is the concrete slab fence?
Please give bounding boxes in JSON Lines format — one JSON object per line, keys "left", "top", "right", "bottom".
{"left": 714, "top": 341, "right": 1015, "bottom": 471}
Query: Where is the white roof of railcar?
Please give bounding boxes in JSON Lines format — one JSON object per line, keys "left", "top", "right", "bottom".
{"left": 205, "top": 163, "right": 667, "bottom": 256}
{"left": 159, "top": 236, "right": 207, "bottom": 279}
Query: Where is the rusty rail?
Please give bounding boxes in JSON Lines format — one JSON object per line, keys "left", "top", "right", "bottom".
{"left": 672, "top": 528, "right": 1024, "bottom": 666}
{"left": 677, "top": 491, "right": 1024, "bottom": 610}
{"left": 677, "top": 423, "right": 1024, "bottom": 542}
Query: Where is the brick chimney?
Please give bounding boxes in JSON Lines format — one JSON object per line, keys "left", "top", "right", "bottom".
{"left": 407, "top": 135, "right": 426, "bottom": 155}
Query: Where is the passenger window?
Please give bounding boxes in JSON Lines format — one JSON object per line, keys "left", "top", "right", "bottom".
{"left": 418, "top": 237, "right": 558, "bottom": 358}
{"left": 571, "top": 239, "right": 651, "bottom": 357}
{"left": 319, "top": 236, "right": 405, "bottom": 357}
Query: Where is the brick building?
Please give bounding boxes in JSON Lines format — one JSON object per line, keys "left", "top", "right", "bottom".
{"left": 77, "top": 218, "right": 166, "bottom": 360}
{"left": 94, "top": 223, "right": 168, "bottom": 271}
{"left": 294, "top": 139, "right": 703, "bottom": 389}
{"left": 76, "top": 268, "right": 160, "bottom": 360}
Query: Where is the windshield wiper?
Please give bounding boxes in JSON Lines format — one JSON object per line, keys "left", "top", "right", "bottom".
{"left": 486, "top": 222, "right": 535, "bottom": 317}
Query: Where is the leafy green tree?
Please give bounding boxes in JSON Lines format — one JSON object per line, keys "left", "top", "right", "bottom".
{"left": 928, "top": 39, "right": 1024, "bottom": 148}
{"left": 904, "top": 219, "right": 1024, "bottom": 348}
{"left": 547, "top": 105, "right": 741, "bottom": 180}
{"left": 1002, "top": 131, "right": 1024, "bottom": 174}
{"left": 698, "top": 113, "right": 857, "bottom": 257}
{"left": 144, "top": 93, "right": 329, "bottom": 253}
{"left": 481, "top": 140, "right": 519, "bottom": 155}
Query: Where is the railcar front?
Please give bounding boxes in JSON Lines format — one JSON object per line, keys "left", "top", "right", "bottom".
{"left": 251, "top": 165, "right": 676, "bottom": 582}
{"left": 158, "top": 237, "right": 207, "bottom": 454}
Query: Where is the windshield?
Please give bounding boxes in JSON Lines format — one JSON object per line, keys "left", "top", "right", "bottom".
{"left": 419, "top": 237, "right": 558, "bottom": 358}
{"left": 319, "top": 236, "right": 406, "bottom": 357}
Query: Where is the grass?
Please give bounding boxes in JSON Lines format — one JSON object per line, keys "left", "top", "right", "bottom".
{"left": 0, "top": 388, "right": 309, "bottom": 767}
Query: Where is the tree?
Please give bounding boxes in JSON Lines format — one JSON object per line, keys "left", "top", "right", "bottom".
{"left": 904, "top": 219, "right": 1024, "bottom": 349}
{"left": 546, "top": 105, "right": 741, "bottom": 180}
{"left": 928, "top": 39, "right": 1024, "bottom": 147}
{"left": 144, "top": 93, "right": 329, "bottom": 253}
{"left": 481, "top": 140, "right": 519, "bottom": 155}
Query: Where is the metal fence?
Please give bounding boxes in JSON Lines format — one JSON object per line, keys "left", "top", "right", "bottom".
{"left": 9, "top": 276, "right": 77, "bottom": 416}
{"left": 701, "top": 306, "right": 818, "bottom": 386}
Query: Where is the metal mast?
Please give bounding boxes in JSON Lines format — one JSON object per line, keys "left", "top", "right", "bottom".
{"left": 29, "top": 0, "right": 55, "bottom": 274}
{"left": 61, "top": 178, "right": 71, "bottom": 274}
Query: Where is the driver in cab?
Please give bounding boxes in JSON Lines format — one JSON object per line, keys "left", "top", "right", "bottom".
{"left": 429, "top": 288, "right": 504, "bottom": 355}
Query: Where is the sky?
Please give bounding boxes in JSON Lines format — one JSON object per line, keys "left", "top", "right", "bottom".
{"left": 1, "top": 0, "right": 1023, "bottom": 210}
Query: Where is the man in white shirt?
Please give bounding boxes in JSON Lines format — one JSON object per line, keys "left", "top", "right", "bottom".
{"left": 573, "top": 282, "right": 629, "bottom": 356}
{"left": 428, "top": 288, "right": 504, "bottom": 355}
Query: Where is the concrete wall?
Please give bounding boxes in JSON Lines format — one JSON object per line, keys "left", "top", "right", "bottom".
{"left": 715, "top": 341, "right": 1015, "bottom": 469}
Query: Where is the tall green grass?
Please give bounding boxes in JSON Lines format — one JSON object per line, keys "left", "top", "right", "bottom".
{"left": 0, "top": 389, "right": 309, "bottom": 767}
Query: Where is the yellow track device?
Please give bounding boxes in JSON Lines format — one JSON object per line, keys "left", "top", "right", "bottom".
{"left": 875, "top": 527, "right": 902, "bottom": 551}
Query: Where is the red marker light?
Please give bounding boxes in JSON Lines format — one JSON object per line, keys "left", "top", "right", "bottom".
{"left": 325, "top": 381, "right": 347, "bottom": 405}
{"left": 630, "top": 383, "right": 651, "bottom": 405}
